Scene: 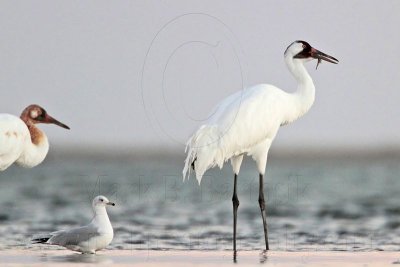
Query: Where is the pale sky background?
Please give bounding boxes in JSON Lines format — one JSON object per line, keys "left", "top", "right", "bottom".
{"left": 0, "top": 1, "right": 399, "bottom": 151}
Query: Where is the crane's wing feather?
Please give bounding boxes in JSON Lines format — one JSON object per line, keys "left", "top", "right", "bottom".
{"left": 184, "top": 84, "right": 290, "bottom": 183}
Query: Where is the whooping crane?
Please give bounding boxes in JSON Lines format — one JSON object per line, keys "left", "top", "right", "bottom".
{"left": 0, "top": 104, "right": 69, "bottom": 171}
{"left": 183, "top": 40, "right": 338, "bottom": 251}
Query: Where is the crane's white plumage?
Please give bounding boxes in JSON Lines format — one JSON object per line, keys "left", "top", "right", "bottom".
{"left": 183, "top": 40, "right": 338, "bottom": 252}
{"left": 0, "top": 105, "right": 69, "bottom": 171}
{"left": 184, "top": 84, "right": 301, "bottom": 183}
{"left": 32, "top": 196, "right": 115, "bottom": 254}
{"left": 0, "top": 114, "right": 49, "bottom": 170}
{"left": 183, "top": 40, "right": 338, "bottom": 184}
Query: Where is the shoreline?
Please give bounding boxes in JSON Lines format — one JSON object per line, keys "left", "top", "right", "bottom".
{"left": 0, "top": 249, "right": 399, "bottom": 266}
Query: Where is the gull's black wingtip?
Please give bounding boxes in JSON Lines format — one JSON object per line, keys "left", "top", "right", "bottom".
{"left": 32, "top": 237, "right": 49, "bottom": 244}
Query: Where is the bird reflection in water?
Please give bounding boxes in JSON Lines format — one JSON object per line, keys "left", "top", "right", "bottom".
{"left": 232, "top": 250, "right": 269, "bottom": 264}
{"left": 39, "top": 253, "right": 113, "bottom": 264}
{"left": 259, "top": 250, "right": 268, "bottom": 264}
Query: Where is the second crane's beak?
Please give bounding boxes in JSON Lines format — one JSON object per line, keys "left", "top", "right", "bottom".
{"left": 44, "top": 114, "right": 70, "bottom": 130}
{"left": 311, "top": 47, "right": 339, "bottom": 69}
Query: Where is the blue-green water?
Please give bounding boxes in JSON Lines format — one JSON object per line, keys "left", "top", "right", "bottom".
{"left": 0, "top": 151, "right": 399, "bottom": 251}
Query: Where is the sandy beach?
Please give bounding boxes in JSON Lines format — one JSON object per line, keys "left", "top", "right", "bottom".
{"left": 0, "top": 249, "right": 399, "bottom": 266}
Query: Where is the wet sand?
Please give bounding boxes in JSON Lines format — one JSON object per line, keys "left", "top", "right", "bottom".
{"left": 0, "top": 249, "right": 399, "bottom": 266}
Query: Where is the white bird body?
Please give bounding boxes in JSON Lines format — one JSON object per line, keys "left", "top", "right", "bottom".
{"left": 0, "top": 105, "right": 69, "bottom": 171}
{"left": 184, "top": 47, "right": 317, "bottom": 184}
{"left": 48, "top": 209, "right": 113, "bottom": 253}
{"left": 33, "top": 196, "right": 115, "bottom": 254}
{"left": 0, "top": 114, "right": 49, "bottom": 170}
{"left": 183, "top": 40, "right": 338, "bottom": 252}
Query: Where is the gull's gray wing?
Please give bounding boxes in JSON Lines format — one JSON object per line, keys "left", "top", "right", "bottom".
{"left": 48, "top": 224, "right": 100, "bottom": 247}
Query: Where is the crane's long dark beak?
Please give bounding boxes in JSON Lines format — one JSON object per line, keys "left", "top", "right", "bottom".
{"left": 311, "top": 47, "right": 339, "bottom": 64}
{"left": 44, "top": 114, "right": 70, "bottom": 130}
{"left": 107, "top": 202, "right": 116, "bottom": 206}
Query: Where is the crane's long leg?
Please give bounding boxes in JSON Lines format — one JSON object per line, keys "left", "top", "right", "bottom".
{"left": 232, "top": 173, "right": 239, "bottom": 252}
{"left": 258, "top": 173, "right": 269, "bottom": 250}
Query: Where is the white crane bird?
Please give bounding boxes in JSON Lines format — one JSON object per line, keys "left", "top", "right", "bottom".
{"left": 183, "top": 40, "right": 338, "bottom": 251}
{"left": 0, "top": 104, "right": 70, "bottom": 171}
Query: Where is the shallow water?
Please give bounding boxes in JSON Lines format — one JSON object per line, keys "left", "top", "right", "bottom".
{"left": 0, "top": 152, "right": 399, "bottom": 251}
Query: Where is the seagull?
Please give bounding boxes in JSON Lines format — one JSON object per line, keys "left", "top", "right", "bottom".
{"left": 0, "top": 104, "right": 70, "bottom": 171}
{"left": 183, "top": 40, "right": 338, "bottom": 251}
{"left": 32, "top": 196, "right": 115, "bottom": 254}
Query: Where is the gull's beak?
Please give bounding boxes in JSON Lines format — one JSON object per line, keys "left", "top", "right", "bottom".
{"left": 311, "top": 47, "right": 339, "bottom": 66}
{"left": 44, "top": 114, "right": 70, "bottom": 130}
{"left": 107, "top": 202, "right": 116, "bottom": 206}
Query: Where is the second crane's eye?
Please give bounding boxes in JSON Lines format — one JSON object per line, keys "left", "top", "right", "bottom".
{"left": 302, "top": 44, "right": 306, "bottom": 49}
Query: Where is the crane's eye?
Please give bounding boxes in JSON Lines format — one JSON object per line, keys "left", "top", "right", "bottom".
{"left": 302, "top": 44, "right": 306, "bottom": 49}
{"left": 36, "top": 114, "right": 45, "bottom": 121}
{"left": 100, "top": 199, "right": 103, "bottom": 202}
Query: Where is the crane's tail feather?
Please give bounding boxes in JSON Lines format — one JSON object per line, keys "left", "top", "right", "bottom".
{"left": 183, "top": 125, "right": 225, "bottom": 184}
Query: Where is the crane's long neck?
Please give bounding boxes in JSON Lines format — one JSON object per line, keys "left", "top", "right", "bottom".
{"left": 283, "top": 57, "right": 315, "bottom": 124}
{"left": 16, "top": 120, "right": 49, "bottom": 168}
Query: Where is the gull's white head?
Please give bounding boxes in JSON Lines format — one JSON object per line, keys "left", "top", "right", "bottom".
{"left": 284, "top": 40, "right": 339, "bottom": 67}
{"left": 92, "top": 195, "right": 115, "bottom": 208}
